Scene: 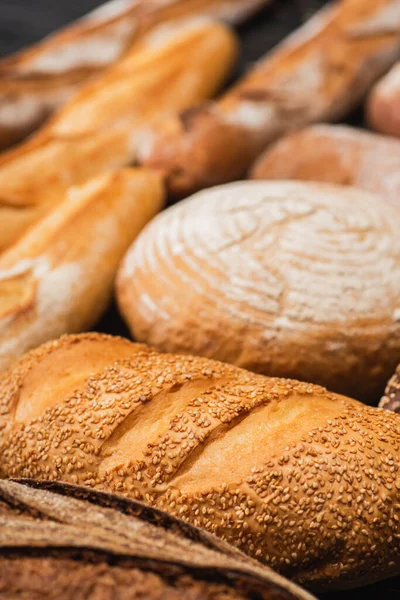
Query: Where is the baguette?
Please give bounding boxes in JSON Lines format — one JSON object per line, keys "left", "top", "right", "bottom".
{"left": 250, "top": 124, "right": 400, "bottom": 210}
{"left": 380, "top": 364, "right": 400, "bottom": 413}
{"left": 0, "top": 479, "right": 314, "bottom": 600}
{"left": 136, "top": 0, "right": 400, "bottom": 197}
{"left": 367, "top": 62, "right": 400, "bottom": 137}
{"left": 0, "top": 0, "right": 263, "bottom": 150}
{"left": 0, "top": 333, "right": 399, "bottom": 590}
{"left": 117, "top": 180, "right": 400, "bottom": 403}
{"left": 0, "top": 19, "right": 236, "bottom": 249}
{"left": 0, "top": 168, "right": 163, "bottom": 372}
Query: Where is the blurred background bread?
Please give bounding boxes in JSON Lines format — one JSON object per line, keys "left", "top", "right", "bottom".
{"left": 117, "top": 180, "right": 400, "bottom": 403}
{"left": 0, "top": 168, "right": 163, "bottom": 372}
{"left": 0, "top": 0, "right": 265, "bottom": 150}
{"left": 136, "top": 0, "right": 400, "bottom": 197}
{"left": 0, "top": 18, "right": 236, "bottom": 229}
{"left": 380, "top": 364, "right": 400, "bottom": 413}
{"left": 250, "top": 124, "right": 400, "bottom": 210}
{"left": 367, "top": 63, "right": 400, "bottom": 137}
{"left": 0, "top": 333, "right": 399, "bottom": 590}
{"left": 0, "top": 478, "right": 314, "bottom": 600}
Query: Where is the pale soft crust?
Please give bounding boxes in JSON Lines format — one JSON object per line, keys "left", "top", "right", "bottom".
{"left": 137, "top": 0, "right": 400, "bottom": 198}
{"left": 250, "top": 124, "right": 400, "bottom": 210}
{"left": 367, "top": 62, "right": 400, "bottom": 137}
{"left": 117, "top": 180, "right": 400, "bottom": 403}
{"left": 0, "top": 19, "right": 237, "bottom": 249}
{"left": 0, "top": 0, "right": 259, "bottom": 149}
{"left": 0, "top": 333, "right": 399, "bottom": 591}
{"left": 0, "top": 168, "right": 164, "bottom": 372}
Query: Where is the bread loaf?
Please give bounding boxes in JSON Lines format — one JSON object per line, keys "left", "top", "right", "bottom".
{"left": 380, "top": 365, "right": 400, "bottom": 413}
{"left": 0, "top": 0, "right": 261, "bottom": 150}
{"left": 250, "top": 124, "right": 400, "bottom": 210}
{"left": 0, "top": 333, "right": 399, "bottom": 590}
{"left": 0, "top": 18, "right": 236, "bottom": 242}
{"left": 117, "top": 180, "right": 400, "bottom": 403}
{"left": 367, "top": 62, "right": 400, "bottom": 137}
{"left": 0, "top": 168, "right": 163, "bottom": 372}
{"left": 137, "top": 0, "right": 400, "bottom": 197}
{"left": 0, "top": 479, "right": 314, "bottom": 600}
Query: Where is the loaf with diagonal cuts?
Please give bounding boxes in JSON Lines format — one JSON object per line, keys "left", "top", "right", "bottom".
{"left": 0, "top": 18, "right": 236, "bottom": 250}
{"left": 0, "top": 333, "right": 399, "bottom": 590}
{"left": 0, "top": 168, "right": 163, "bottom": 372}
{"left": 137, "top": 0, "right": 400, "bottom": 197}
{"left": 0, "top": 0, "right": 258, "bottom": 149}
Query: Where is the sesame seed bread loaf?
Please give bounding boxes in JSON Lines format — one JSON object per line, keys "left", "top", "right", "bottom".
{"left": 250, "top": 124, "right": 400, "bottom": 211}
{"left": 137, "top": 0, "right": 400, "bottom": 197}
{"left": 367, "top": 62, "right": 400, "bottom": 137}
{"left": 0, "top": 333, "right": 399, "bottom": 590}
{"left": 0, "top": 19, "right": 236, "bottom": 231}
{"left": 0, "top": 479, "right": 315, "bottom": 600}
{"left": 0, "top": 168, "right": 163, "bottom": 372}
{"left": 117, "top": 180, "right": 400, "bottom": 403}
{"left": 380, "top": 365, "right": 400, "bottom": 413}
{"left": 0, "top": 0, "right": 258, "bottom": 150}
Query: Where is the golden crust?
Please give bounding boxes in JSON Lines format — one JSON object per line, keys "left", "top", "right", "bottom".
{"left": 249, "top": 124, "right": 400, "bottom": 211}
{"left": 137, "top": 0, "right": 400, "bottom": 197}
{"left": 0, "top": 0, "right": 257, "bottom": 149}
{"left": 367, "top": 62, "right": 400, "bottom": 137}
{"left": 0, "top": 19, "right": 237, "bottom": 248}
{"left": 0, "top": 333, "right": 399, "bottom": 590}
{"left": 116, "top": 180, "right": 400, "bottom": 403}
{"left": 0, "top": 168, "right": 164, "bottom": 371}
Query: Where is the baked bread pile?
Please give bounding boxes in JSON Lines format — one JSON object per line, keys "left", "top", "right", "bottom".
{"left": 0, "top": 0, "right": 399, "bottom": 597}
{"left": 0, "top": 333, "right": 399, "bottom": 591}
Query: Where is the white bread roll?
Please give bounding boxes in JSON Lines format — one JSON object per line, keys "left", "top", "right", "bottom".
{"left": 117, "top": 180, "right": 400, "bottom": 403}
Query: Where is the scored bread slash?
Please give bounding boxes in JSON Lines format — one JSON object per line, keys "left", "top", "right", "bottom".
{"left": 0, "top": 0, "right": 265, "bottom": 150}
{"left": 0, "top": 333, "right": 399, "bottom": 590}
{"left": 0, "top": 168, "right": 164, "bottom": 372}
{"left": 136, "top": 0, "right": 400, "bottom": 198}
{"left": 0, "top": 18, "right": 237, "bottom": 249}
{"left": 249, "top": 124, "right": 400, "bottom": 211}
{"left": 0, "top": 478, "right": 315, "bottom": 600}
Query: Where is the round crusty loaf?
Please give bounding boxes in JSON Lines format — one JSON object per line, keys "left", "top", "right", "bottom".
{"left": 0, "top": 333, "right": 399, "bottom": 591}
{"left": 117, "top": 180, "right": 400, "bottom": 403}
{"left": 0, "top": 479, "right": 314, "bottom": 600}
{"left": 380, "top": 364, "right": 400, "bottom": 414}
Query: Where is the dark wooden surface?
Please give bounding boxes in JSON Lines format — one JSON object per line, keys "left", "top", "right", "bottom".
{"left": 0, "top": 1, "right": 398, "bottom": 598}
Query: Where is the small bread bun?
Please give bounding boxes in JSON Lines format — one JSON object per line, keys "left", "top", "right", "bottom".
{"left": 117, "top": 180, "right": 400, "bottom": 403}
{"left": 380, "top": 364, "right": 400, "bottom": 413}
{"left": 250, "top": 124, "right": 400, "bottom": 211}
{"left": 0, "top": 333, "right": 399, "bottom": 590}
